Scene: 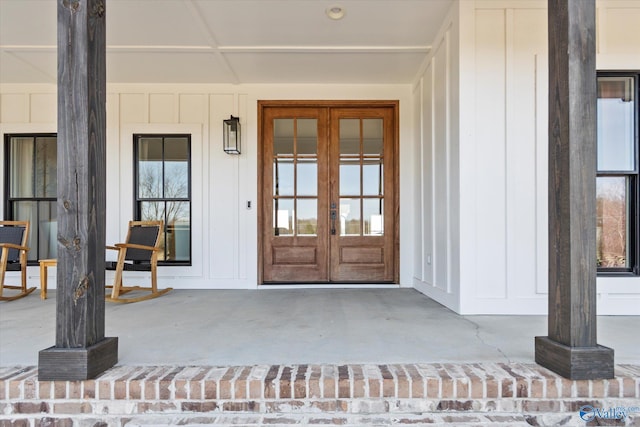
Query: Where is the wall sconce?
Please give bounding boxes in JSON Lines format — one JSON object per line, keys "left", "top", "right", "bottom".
{"left": 223, "top": 115, "right": 241, "bottom": 154}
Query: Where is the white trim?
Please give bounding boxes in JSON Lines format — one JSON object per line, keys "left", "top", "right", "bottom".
{"left": 119, "top": 122, "right": 204, "bottom": 279}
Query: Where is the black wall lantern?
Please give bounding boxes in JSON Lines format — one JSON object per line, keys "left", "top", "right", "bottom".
{"left": 223, "top": 115, "right": 241, "bottom": 154}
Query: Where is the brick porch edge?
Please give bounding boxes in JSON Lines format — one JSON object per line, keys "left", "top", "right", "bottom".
{"left": 1, "top": 363, "right": 640, "bottom": 426}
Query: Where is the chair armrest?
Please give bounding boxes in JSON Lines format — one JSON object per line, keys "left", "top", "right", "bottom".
{"left": 106, "top": 245, "right": 119, "bottom": 251}
{"left": 114, "top": 243, "right": 161, "bottom": 252}
{"left": 0, "top": 243, "right": 29, "bottom": 251}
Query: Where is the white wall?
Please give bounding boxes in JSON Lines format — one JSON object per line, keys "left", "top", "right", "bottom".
{"left": 412, "top": 2, "right": 461, "bottom": 312}
{"left": 411, "top": 0, "right": 640, "bottom": 315}
{"left": 0, "top": 83, "right": 414, "bottom": 290}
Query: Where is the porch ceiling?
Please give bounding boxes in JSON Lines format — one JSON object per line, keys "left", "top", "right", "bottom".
{"left": 0, "top": 0, "right": 453, "bottom": 85}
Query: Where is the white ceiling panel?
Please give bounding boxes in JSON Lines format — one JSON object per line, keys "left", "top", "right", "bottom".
{"left": 0, "top": 0, "right": 454, "bottom": 85}
{"left": 225, "top": 51, "right": 427, "bottom": 84}
{"left": 107, "top": 51, "right": 234, "bottom": 83}
{"left": 192, "top": 0, "right": 450, "bottom": 47}
{"left": 0, "top": 0, "right": 56, "bottom": 46}
{"left": 106, "top": 0, "right": 211, "bottom": 46}
{"left": 0, "top": 50, "right": 56, "bottom": 83}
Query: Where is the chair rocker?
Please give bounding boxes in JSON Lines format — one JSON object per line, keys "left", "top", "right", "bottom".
{"left": 0, "top": 221, "right": 36, "bottom": 301}
{"left": 105, "top": 220, "right": 172, "bottom": 303}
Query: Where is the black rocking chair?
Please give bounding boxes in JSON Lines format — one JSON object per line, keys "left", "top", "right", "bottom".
{"left": 105, "top": 220, "right": 172, "bottom": 303}
{"left": 0, "top": 221, "right": 36, "bottom": 301}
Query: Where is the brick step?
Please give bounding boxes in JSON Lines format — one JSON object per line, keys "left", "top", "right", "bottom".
{"left": 2, "top": 412, "right": 591, "bottom": 426}
{"left": 1, "top": 363, "right": 639, "bottom": 426}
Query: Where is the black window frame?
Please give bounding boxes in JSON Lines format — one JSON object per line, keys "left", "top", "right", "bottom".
{"left": 133, "top": 133, "right": 192, "bottom": 266}
{"left": 597, "top": 71, "right": 640, "bottom": 276}
{"left": 3, "top": 133, "right": 58, "bottom": 265}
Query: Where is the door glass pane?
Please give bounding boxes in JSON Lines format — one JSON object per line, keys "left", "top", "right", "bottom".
{"left": 274, "top": 119, "right": 294, "bottom": 155}
{"left": 138, "top": 138, "right": 163, "bottom": 198}
{"left": 340, "top": 119, "right": 360, "bottom": 154}
{"left": 274, "top": 198, "right": 294, "bottom": 236}
{"left": 363, "top": 119, "right": 383, "bottom": 155}
{"left": 9, "top": 137, "right": 34, "bottom": 198}
{"left": 166, "top": 202, "right": 190, "bottom": 261}
{"left": 596, "top": 177, "right": 628, "bottom": 268}
{"left": 363, "top": 199, "right": 384, "bottom": 236}
{"left": 340, "top": 198, "right": 361, "bottom": 236}
{"left": 297, "top": 119, "right": 317, "bottom": 155}
{"left": 339, "top": 159, "right": 360, "bottom": 195}
{"left": 273, "top": 159, "right": 294, "bottom": 196}
{"left": 363, "top": 160, "right": 383, "bottom": 196}
{"left": 597, "top": 77, "right": 635, "bottom": 171}
{"left": 297, "top": 159, "right": 317, "bottom": 196}
{"left": 35, "top": 136, "right": 57, "bottom": 197}
{"left": 297, "top": 199, "right": 317, "bottom": 235}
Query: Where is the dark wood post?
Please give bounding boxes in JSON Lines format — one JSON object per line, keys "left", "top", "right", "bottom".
{"left": 38, "top": 0, "right": 117, "bottom": 380}
{"left": 535, "top": 0, "right": 614, "bottom": 379}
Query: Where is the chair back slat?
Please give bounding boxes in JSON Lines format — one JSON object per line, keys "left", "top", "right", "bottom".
{"left": 126, "top": 224, "right": 160, "bottom": 261}
{"left": 0, "top": 226, "right": 26, "bottom": 263}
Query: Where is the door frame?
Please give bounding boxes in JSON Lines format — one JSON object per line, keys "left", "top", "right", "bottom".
{"left": 257, "top": 100, "right": 400, "bottom": 284}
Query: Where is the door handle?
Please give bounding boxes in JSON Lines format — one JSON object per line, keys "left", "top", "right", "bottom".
{"left": 330, "top": 202, "right": 337, "bottom": 235}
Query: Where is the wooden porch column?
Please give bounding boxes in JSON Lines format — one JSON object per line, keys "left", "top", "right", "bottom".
{"left": 535, "top": 0, "right": 614, "bottom": 380}
{"left": 38, "top": 0, "right": 117, "bottom": 380}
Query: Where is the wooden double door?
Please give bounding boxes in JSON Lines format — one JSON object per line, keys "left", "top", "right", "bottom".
{"left": 259, "top": 101, "right": 398, "bottom": 283}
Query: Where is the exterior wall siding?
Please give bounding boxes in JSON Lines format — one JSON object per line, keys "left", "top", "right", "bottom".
{"left": 412, "top": 0, "right": 640, "bottom": 314}
{"left": 0, "top": 83, "right": 414, "bottom": 291}
{"left": 412, "top": 2, "right": 460, "bottom": 312}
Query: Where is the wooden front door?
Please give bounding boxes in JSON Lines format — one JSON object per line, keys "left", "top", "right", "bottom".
{"left": 259, "top": 101, "right": 398, "bottom": 283}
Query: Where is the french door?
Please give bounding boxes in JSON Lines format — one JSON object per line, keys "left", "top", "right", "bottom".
{"left": 259, "top": 101, "right": 398, "bottom": 283}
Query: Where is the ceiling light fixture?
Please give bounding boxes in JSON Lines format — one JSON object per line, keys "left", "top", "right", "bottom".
{"left": 326, "top": 5, "right": 346, "bottom": 20}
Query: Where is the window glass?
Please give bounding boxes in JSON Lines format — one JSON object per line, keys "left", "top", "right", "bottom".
{"left": 135, "top": 135, "right": 191, "bottom": 263}
{"left": 5, "top": 134, "right": 57, "bottom": 262}
{"left": 137, "top": 138, "right": 163, "bottom": 198}
{"left": 597, "top": 77, "right": 635, "bottom": 171}
{"left": 597, "top": 177, "right": 628, "bottom": 268}
{"left": 35, "top": 137, "right": 57, "bottom": 197}
{"left": 10, "top": 137, "right": 34, "bottom": 198}
{"left": 596, "top": 73, "right": 638, "bottom": 274}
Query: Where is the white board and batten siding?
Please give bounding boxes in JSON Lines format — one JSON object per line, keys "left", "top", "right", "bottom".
{"left": 0, "top": 84, "right": 414, "bottom": 292}
{"left": 412, "top": 0, "right": 640, "bottom": 315}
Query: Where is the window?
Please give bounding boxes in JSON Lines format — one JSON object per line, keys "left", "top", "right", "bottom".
{"left": 134, "top": 134, "right": 191, "bottom": 265}
{"left": 597, "top": 74, "right": 639, "bottom": 274}
{"left": 4, "top": 134, "right": 57, "bottom": 262}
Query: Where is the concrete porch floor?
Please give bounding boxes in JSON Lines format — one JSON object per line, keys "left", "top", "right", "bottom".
{"left": 1, "top": 288, "right": 639, "bottom": 367}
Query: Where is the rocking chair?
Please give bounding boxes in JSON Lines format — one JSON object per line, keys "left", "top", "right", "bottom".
{"left": 105, "top": 220, "right": 172, "bottom": 303}
{"left": 0, "top": 221, "right": 36, "bottom": 301}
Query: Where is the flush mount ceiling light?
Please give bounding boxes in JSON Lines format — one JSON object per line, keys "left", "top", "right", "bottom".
{"left": 326, "top": 5, "right": 346, "bottom": 20}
